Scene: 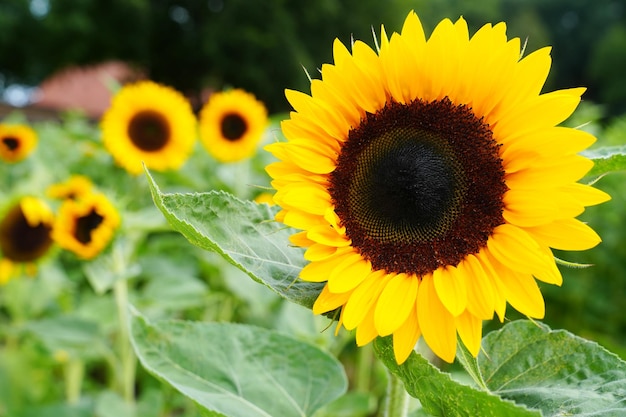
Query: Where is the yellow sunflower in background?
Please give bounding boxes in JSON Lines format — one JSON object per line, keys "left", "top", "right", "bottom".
{"left": 47, "top": 175, "right": 94, "bottom": 200}
{"left": 266, "top": 11, "right": 611, "bottom": 364}
{"left": 199, "top": 89, "right": 268, "bottom": 162}
{"left": 52, "top": 193, "right": 120, "bottom": 259}
{"left": 0, "top": 197, "right": 54, "bottom": 284}
{"left": 0, "top": 123, "right": 38, "bottom": 163}
{"left": 101, "top": 81, "right": 197, "bottom": 175}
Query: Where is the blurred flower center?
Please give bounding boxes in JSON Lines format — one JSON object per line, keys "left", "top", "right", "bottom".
{"left": 220, "top": 113, "right": 248, "bottom": 141}
{"left": 0, "top": 205, "right": 53, "bottom": 262}
{"left": 127, "top": 110, "right": 171, "bottom": 151}
{"left": 2, "top": 137, "right": 19, "bottom": 151}
{"left": 75, "top": 209, "right": 104, "bottom": 244}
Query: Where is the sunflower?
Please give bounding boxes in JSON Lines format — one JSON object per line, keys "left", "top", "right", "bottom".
{"left": 52, "top": 193, "right": 120, "bottom": 259}
{"left": 265, "top": 11, "right": 610, "bottom": 364}
{"left": 47, "top": 175, "right": 94, "bottom": 200}
{"left": 199, "top": 89, "right": 268, "bottom": 162}
{"left": 0, "top": 197, "right": 54, "bottom": 284}
{"left": 101, "top": 81, "right": 197, "bottom": 175}
{"left": 0, "top": 123, "right": 38, "bottom": 163}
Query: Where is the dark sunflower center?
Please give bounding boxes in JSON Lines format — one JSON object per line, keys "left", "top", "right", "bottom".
{"left": 220, "top": 113, "right": 247, "bottom": 141}
{"left": 2, "top": 137, "right": 19, "bottom": 151}
{"left": 75, "top": 209, "right": 104, "bottom": 244}
{"left": 330, "top": 98, "right": 507, "bottom": 276}
{"left": 127, "top": 110, "right": 170, "bottom": 151}
{"left": 0, "top": 205, "right": 53, "bottom": 263}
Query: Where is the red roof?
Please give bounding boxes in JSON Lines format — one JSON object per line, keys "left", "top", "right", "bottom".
{"left": 32, "top": 61, "right": 145, "bottom": 119}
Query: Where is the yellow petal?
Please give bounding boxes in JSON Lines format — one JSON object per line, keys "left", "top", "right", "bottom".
{"left": 328, "top": 254, "right": 372, "bottom": 293}
{"left": 392, "top": 306, "right": 421, "bottom": 364}
{"left": 475, "top": 251, "right": 507, "bottom": 321}
{"left": 307, "top": 224, "right": 350, "bottom": 247}
{"left": 497, "top": 268, "right": 545, "bottom": 319}
{"left": 503, "top": 189, "right": 559, "bottom": 227}
{"left": 433, "top": 265, "right": 467, "bottom": 317}
{"left": 355, "top": 303, "right": 378, "bottom": 346}
{"left": 561, "top": 183, "right": 611, "bottom": 207}
{"left": 487, "top": 224, "right": 557, "bottom": 279}
{"left": 312, "top": 283, "right": 351, "bottom": 315}
{"left": 342, "top": 270, "right": 389, "bottom": 330}
{"left": 300, "top": 249, "right": 354, "bottom": 283}
{"left": 417, "top": 274, "right": 457, "bottom": 363}
{"left": 375, "top": 273, "right": 419, "bottom": 336}
{"left": 526, "top": 218, "right": 602, "bottom": 251}
{"left": 461, "top": 255, "right": 495, "bottom": 320}
{"left": 455, "top": 310, "right": 483, "bottom": 357}
{"left": 304, "top": 243, "right": 338, "bottom": 262}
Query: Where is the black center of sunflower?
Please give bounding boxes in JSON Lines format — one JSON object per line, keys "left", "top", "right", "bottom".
{"left": 2, "top": 137, "right": 19, "bottom": 151}
{"left": 127, "top": 110, "right": 170, "bottom": 151}
{"left": 75, "top": 209, "right": 104, "bottom": 244}
{"left": 0, "top": 205, "right": 53, "bottom": 263}
{"left": 330, "top": 98, "right": 507, "bottom": 276}
{"left": 220, "top": 113, "right": 247, "bottom": 141}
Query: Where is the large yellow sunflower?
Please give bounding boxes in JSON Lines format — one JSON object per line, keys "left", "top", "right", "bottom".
{"left": 266, "top": 11, "right": 610, "bottom": 364}
{"left": 101, "top": 81, "right": 197, "bottom": 175}
{"left": 0, "top": 197, "right": 54, "bottom": 284}
{"left": 0, "top": 123, "right": 38, "bottom": 163}
{"left": 52, "top": 193, "right": 120, "bottom": 259}
{"left": 199, "top": 89, "right": 268, "bottom": 162}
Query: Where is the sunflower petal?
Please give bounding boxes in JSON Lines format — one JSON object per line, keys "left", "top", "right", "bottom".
{"left": 392, "top": 306, "right": 421, "bottom": 364}
{"left": 375, "top": 273, "right": 419, "bottom": 336}
{"left": 455, "top": 311, "right": 483, "bottom": 357}
{"left": 417, "top": 274, "right": 457, "bottom": 363}
{"left": 433, "top": 265, "right": 467, "bottom": 317}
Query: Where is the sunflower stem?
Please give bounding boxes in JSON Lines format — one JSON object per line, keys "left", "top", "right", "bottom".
{"left": 113, "top": 264, "right": 136, "bottom": 403}
{"left": 355, "top": 342, "right": 374, "bottom": 392}
{"left": 380, "top": 370, "right": 410, "bottom": 417}
{"left": 64, "top": 357, "right": 84, "bottom": 405}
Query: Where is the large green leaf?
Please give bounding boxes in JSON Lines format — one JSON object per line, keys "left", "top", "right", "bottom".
{"left": 130, "top": 308, "right": 347, "bottom": 417}
{"left": 584, "top": 145, "right": 626, "bottom": 177}
{"left": 145, "top": 168, "right": 322, "bottom": 309}
{"left": 374, "top": 337, "right": 540, "bottom": 417}
{"left": 479, "top": 320, "right": 626, "bottom": 417}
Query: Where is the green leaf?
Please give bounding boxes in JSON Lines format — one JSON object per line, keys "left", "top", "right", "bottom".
{"left": 480, "top": 320, "right": 626, "bottom": 417}
{"left": 145, "top": 168, "right": 322, "bottom": 309}
{"left": 23, "top": 316, "right": 106, "bottom": 360}
{"left": 129, "top": 308, "right": 347, "bottom": 417}
{"left": 373, "top": 337, "right": 540, "bottom": 417}
{"left": 583, "top": 145, "right": 626, "bottom": 177}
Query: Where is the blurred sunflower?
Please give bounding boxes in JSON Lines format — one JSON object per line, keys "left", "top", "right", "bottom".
{"left": 101, "top": 81, "right": 197, "bottom": 175}
{"left": 266, "top": 11, "right": 610, "bottom": 364}
{"left": 0, "top": 123, "right": 38, "bottom": 163}
{"left": 47, "top": 175, "right": 93, "bottom": 200}
{"left": 199, "top": 89, "right": 268, "bottom": 162}
{"left": 52, "top": 193, "right": 120, "bottom": 259}
{"left": 0, "top": 197, "right": 54, "bottom": 284}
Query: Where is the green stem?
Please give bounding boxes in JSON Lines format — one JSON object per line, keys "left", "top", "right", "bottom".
{"left": 65, "top": 357, "right": 85, "bottom": 405}
{"left": 355, "top": 342, "right": 373, "bottom": 392}
{"left": 381, "top": 371, "right": 409, "bottom": 417}
{"left": 113, "top": 277, "right": 136, "bottom": 403}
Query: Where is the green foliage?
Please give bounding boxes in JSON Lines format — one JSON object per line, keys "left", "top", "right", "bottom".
{"left": 377, "top": 320, "right": 626, "bottom": 416}
{"left": 478, "top": 321, "right": 626, "bottom": 416}
{"left": 375, "top": 336, "right": 540, "bottom": 417}
{"left": 129, "top": 309, "right": 347, "bottom": 417}
{"left": 146, "top": 169, "right": 324, "bottom": 309}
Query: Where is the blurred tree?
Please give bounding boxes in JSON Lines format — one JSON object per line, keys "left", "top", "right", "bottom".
{"left": 0, "top": 0, "right": 404, "bottom": 113}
